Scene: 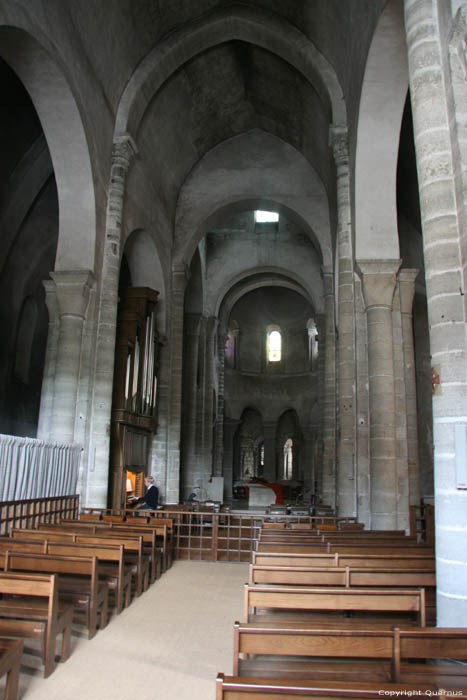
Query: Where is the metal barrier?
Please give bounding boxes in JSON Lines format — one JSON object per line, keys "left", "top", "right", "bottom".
{"left": 0, "top": 495, "right": 79, "bottom": 535}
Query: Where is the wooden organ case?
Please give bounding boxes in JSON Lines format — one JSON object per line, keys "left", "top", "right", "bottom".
{"left": 109, "top": 287, "right": 159, "bottom": 510}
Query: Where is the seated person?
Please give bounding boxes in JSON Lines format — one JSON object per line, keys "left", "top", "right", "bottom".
{"left": 135, "top": 476, "right": 159, "bottom": 510}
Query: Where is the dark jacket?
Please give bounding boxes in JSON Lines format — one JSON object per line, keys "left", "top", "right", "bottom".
{"left": 137, "top": 484, "right": 159, "bottom": 509}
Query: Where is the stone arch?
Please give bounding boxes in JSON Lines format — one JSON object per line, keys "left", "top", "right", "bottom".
{"left": 217, "top": 270, "right": 316, "bottom": 333}
{"left": 115, "top": 4, "right": 346, "bottom": 140}
{"left": 174, "top": 130, "right": 332, "bottom": 269}
{"left": 123, "top": 229, "right": 167, "bottom": 335}
{"left": 354, "top": 0, "right": 408, "bottom": 260}
{"left": 276, "top": 409, "right": 303, "bottom": 482}
{"left": 0, "top": 26, "right": 96, "bottom": 272}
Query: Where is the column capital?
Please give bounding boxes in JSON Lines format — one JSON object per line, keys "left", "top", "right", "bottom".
{"left": 112, "top": 133, "right": 138, "bottom": 169}
{"left": 171, "top": 262, "right": 190, "bottom": 291}
{"left": 329, "top": 125, "right": 349, "bottom": 166}
{"left": 42, "top": 279, "right": 58, "bottom": 318}
{"left": 49, "top": 269, "right": 95, "bottom": 318}
{"left": 356, "top": 259, "right": 401, "bottom": 309}
{"left": 398, "top": 268, "right": 419, "bottom": 314}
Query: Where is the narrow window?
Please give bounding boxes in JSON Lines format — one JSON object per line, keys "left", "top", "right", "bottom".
{"left": 255, "top": 210, "right": 279, "bottom": 223}
{"left": 267, "top": 329, "right": 281, "bottom": 363}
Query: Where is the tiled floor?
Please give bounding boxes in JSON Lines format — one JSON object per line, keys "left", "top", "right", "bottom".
{"left": 5, "top": 560, "right": 249, "bottom": 700}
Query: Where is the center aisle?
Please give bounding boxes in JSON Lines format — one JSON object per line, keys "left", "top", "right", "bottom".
{"left": 19, "top": 561, "right": 249, "bottom": 700}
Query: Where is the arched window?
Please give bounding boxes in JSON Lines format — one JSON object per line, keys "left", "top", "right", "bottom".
{"left": 267, "top": 327, "right": 282, "bottom": 363}
{"left": 283, "top": 438, "right": 293, "bottom": 480}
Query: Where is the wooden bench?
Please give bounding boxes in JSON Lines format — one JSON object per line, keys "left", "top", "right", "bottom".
{"left": 232, "top": 623, "right": 467, "bottom": 687}
{"left": 0, "top": 572, "right": 73, "bottom": 677}
{"left": 255, "top": 541, "right": 434, "bottom": 556}
{"left": 13, "top": 528, "right": 149, "bottom": 597}
{"left": 249, "top": 564, "right": 436, "bottom": 589}
{"left": 252, "top": 551, "right": 436, "bottom": 570}
{"left": 0, "top": 639, "right": 23, "bottom": 700}
{"left": 9, "top": 530, "right": 132, "bottom": 614}
{"left": 243, "top": 584, "right": 426, "bottom": 626}
{"left": 41, "top": 522, "right": 162, "bottom": 582}
{"left": 215, "top": 674, "right": 454, "bottom": 698}
{"left": 3, "top": 551, "right": 109, "bottom": 639}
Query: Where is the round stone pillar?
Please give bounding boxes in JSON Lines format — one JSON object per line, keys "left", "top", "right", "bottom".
{"left": 167, "top": 263, "right": 189, "bottom": 503}
{"left": 404, "top": 0, "right": 467, "bottom": 624}
{"left": 49, "top": 270, "right": 94, "bottom": 444}
{"left": 87, "top": 134, "right": 137, "bottom": 507}
{"left": 223, "top": 418, "right": 240, "bottom": 499}
{"left": 358, "top": 260, "right": 401, "bottom": 529}
{"left": 263, "top": 422, "right": 277, "bottom": 482}
{"left": 330, "top": 126, "right": 357, "bottom": 517}
{"left": 181, "top": 313, "right": 201, "bottom": 498}
{"left": 398, "top": 268, "right": 420, "bottom": 506}
{"left": 321, "top": 267, "right": 337, "bottom": 507}
{"left": 212, "top": 328, "right": 226, "bottom": 477}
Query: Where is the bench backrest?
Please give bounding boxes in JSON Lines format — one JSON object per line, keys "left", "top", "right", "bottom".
{"left": 243, "top": 583, "right": 426, "bottom": 625}
{"left": 255, "top": 541, "right": 434, "bottom": 556}
{"left": 249, "top": 564, "right": 436, "bottom": 588}
{"left": 232, "top": 624, "right": 467, "bottom": 681}
{"left": 216, "top": 674, "right": 441, "bottom": 699}
{"left": 252, "top": 551, "right": 436, "bottom": 570}
{"left": 3, "top": 551, "right": 99, "bottom": 595}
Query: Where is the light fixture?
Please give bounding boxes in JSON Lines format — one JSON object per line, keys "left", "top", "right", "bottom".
{"left": 126, "top": 478, "right": 133, "bottom": 492}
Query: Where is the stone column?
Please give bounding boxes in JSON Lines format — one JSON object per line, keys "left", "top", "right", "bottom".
{"left": 202, "top": 316, "right": 217, "bottom": 478}
{"left": 87, "top": 134, "right": 137, "bottom": 507}
{"left": 37, "top": 280, "right": 59, "bottom": 440}
{"left": 212, "top": 328, "right": 226, "bottom": 477}
{"left": 223, "top": 418, "right": 240, "bottom": 498}
{"left": 48, "top": 270, "right": 94, "bottom": 444}
{"left": 181, "top": 313, "right": 201, "bottom": 498}
{"left": 263, "top": 422, "right": 277, "bottom": 482}
{"left": 404, "top": 0, "right": 467, "bottom": 624}
{"left": 150, "top": 338, "right": 169, "bottom": 502}
{"left": 358, "top": 260, "right": 401, "bottom": 529}
{"left": 320, "top": 268, "right": 337, "bottom": 506}
{"left": 398, "top": 269, "right": 420, "bottom": 506}
{"left": 330, "top": 126, "right": 357, "bottom": 517}
{"left": 166, "top": 263, "right": 189, "bottom": 503}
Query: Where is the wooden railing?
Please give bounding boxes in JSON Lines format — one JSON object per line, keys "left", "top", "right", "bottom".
{"left": 0, "top": 495, "right": 79, "bottom": 535}
{"left": 409, "top": 502, "right": 435, "bottom": 545}
{"left": 80, "top": 507, "right": 358, "bottom": 562}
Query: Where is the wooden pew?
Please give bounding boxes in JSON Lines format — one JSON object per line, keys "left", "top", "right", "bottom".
{"left": 215, "top": 674, "right": 459, "bottom": 698}
{"left": 232, "top": 623, "right": 467, "bottom": 687}
{"left": 10, "top": 530, "right": 132, "bottom": 613}
{"left": 0, "top": 572, "right": 73, "bottom": 677}
{"left": 252, "top": 551, "right": 436, "bottom": 570}
{"left": 38, "top": 522, "right": 162, "bottom": 582}
{"left": 248, "top": 564, "right": 436, "bottom": 624}
{"left": 3, "top": 551, "right": 109, "bottom": 639}
{"left": 243, "top": 584, "right": 426, "bottom": 626}
{"left": 258, "top": 530, "right": 417, "bottom": 547}
{"left": 249, "top": 564, "right": 436, "bottom": 589}
{"left": 255, "top": 541, "right": 434, "bottom": 556}
{"left": 0, "top": 639, "right": 23, "bottom": 700}
{"left": 13, "top": 528, "right": 149, "bottom": 597}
